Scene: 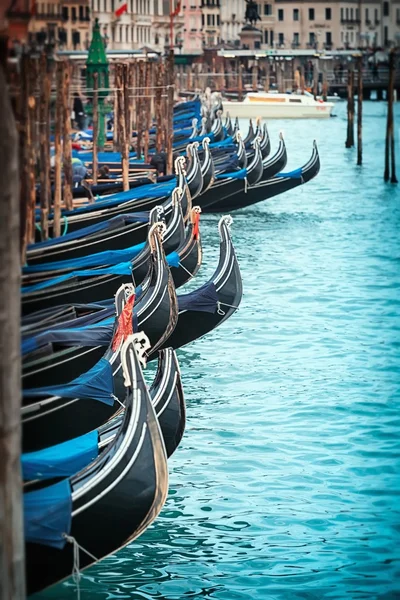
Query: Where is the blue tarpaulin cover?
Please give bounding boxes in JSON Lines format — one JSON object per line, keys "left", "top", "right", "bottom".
{"left": 22, "top": 430, "right": 99, "bottom": 480}
{"left": 24, "top": 243, "right": 146, "bottom": 273}
{"left": 22, "top": 261, "right": 133, "bottom": 294}
{"left": 178, "top": 281, "right": 218, "bottom": 313}
{"left": 277, "top": 167, "right": 303, "bottom": 179}
{"left": 24, "top": 479, "right": 72, "bottom": 549}
{"left": 216, "top": 168, "right": 247, "bottom": 181}
{"left": 23, "top": 357, "right": 115, "bottom": 405}
{"left": 28, "top": 213, "right": 149, "bottom": 250}
{"left": 22, "top": 320, "right": 115, "bottom": 355}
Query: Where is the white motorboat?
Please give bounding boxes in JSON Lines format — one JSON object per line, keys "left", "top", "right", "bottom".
{"left": 222, "top": 91, "right": 335, "bottom": 119}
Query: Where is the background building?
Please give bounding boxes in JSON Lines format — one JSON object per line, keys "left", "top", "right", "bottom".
{"left": 220, "top": 0, "right": 244, "bottom": 46}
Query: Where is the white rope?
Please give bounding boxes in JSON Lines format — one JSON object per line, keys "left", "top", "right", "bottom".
{"left": 178, "top": 261, "right": 194, "bottom": 277}
{"left": 217, "top": 301, "right": 240, "bottom": 316}
{"left": 111, "top": 393, "right": 125, "bottom": 408}
{"left": 63, "top": 534, "right": 99, "bottom": 600}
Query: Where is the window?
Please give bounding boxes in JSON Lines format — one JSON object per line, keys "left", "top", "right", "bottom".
{"left": 79, "top": 5, "right": 84, "bottom": 19}
{"left": 309, "top": 31, "right": 315, "bottom": 45}
{"left": 207, "top": 14, "right": 211, "bottom": 25}
{"left": 397, "top": 8, "right": 400, "bottom": 22}
{"left": 326, "top": 31, "right": 332, "bottom": 46}
{"left": 211, "top": 13, "right": 214, "bottom": 25}
{"left": 278, "top": 32, "right": 284, "bottom": 45}
{"left": 217, "top": 14, "right": 220, "bottom": 25}
{"left": 384, "top": 24, "right": 388, "bottom": 43}
{"left": 270, "top": 30, "right": 274, "bottom": 45}
{"left": 264, "top": 29, "right": 268, "bottom": 43}
{"left": 293, "top": 8, "right": 299, "bottom": 21}
{"left": 62, "top": 6, "right": 68, "bottom": 19}
{"left": 325, "top": 7, "right": 331, "bottom": 20}
{"left": 309, "top": 7, "right": 314, "bottom": 20}
{"left": 383, "top": 2, "right": 389, "bottom": 16}
{"left": 293, "top": 32, "right": 299, "bottom": 45}
{"left": 375, "top": 8, "right": 379, "bottom": 22}
{"left": 201, "top": 13, "right": 204, "bottom": 25}
{"left": 264, "top": 3, "right": 271, "bottom": 16}
{"left": 71, "top": 6, "right": 76, "bottom": 20}
{"left": 365, "top": 8, "right": 369, "bottom": 22}
{"left": 278, "top": 8, "right": 284, "bottom": 20}
{"left": 340, "top": 7, "right": 343, "bottom": 20}
{"left": 350, "top": 8, "right": 353, "bottom": 19}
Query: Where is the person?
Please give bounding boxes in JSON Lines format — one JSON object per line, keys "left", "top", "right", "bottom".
{"left": 71, "top": 157, "right": 87, "bottom": 186}
{"left": 98, "top": 165, "right": 110, "bottom": 179}
{"left": 73, "top": 92, "right": 85, "bottom": 131}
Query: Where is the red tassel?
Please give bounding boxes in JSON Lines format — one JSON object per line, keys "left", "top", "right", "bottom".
{"left": 112, "top": 294, "right": 135, "bottom": 351}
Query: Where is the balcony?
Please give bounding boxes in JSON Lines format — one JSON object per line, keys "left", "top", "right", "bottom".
{"left": 340, "top": 18, "right": 361, "bottom": 25}
{"left": 35, "top": 12, "right": 62, "bottom": 20}
{"left": 201, "top": 0, "right": 220, "bottom": 8}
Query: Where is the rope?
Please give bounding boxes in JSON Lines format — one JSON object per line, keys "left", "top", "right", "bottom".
{"left": 178, "top": 262, "right": 194, "bottom": 277}
{"left": 111, "top": 393, "right": 125, "bottom": 409}
{"left": 63, "top": 534, "right": 99, "bottom": 600}
{"left": 217, "top": 301, "right": 240, "bottom": 316}
{"left": 62, "top": 215, "right": 68, "bottom": 236}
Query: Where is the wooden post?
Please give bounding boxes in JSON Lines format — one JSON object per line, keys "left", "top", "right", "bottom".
{"left": 92, "top": 72, "right": 99, "bottom": 186}
{"left": 155, "top": 62, "right": 163, "bottom": 153}
{"left": 322, "top": 73, "right": 328, "bottom": 102}
{"left": 136, "top": 62, "right": 144, "bottom": 160}
{"left": 264, "top": 60, "right": 270, "bottom": 92}
{"left": 62, "top": 62, "right": 73, "bottom": 210}
{"left": 53, "top": 62, "right": 63, "bottom": 237}
{"left": 356, "top": 57, "right": 363, "bottom": 166}
{"left": 27, "top": 59, "right": 38, "bottom": 245}
{"left": 113, "top": 64, "right": 119, "bottom": 151}
{"left": 143, "top": 62, "right": 151, "bottom": 162}
{"left": 124, "top": 63, "right": 131, "bottom": 151}
{"left": 0, "top": 62, "right": 26, "bottom": 600}
{"left": 252, "top": 63, "right": 258, "bottom": 91}
{"left": 116, "top": 64, "right": 129, "bottom": 191}
{"left": 238, "top": 63, "right": 243, "bottom": 101}
{"left": 19, "top": 54, "right": 29, "bottom": 258}
{"left": 38, "top": 54, "right": 52, "bottom": 241}
{"left": 313, "top": 60, "right": 318, "bottom": 100}
{"left": 166, "top": 50, "right": 175, "bottom": 175}
{"left": 384, "top": 49, "right": 398, "bottom": 183}
{"left": 345, "top": 70, "right": 355, "bottom": 148}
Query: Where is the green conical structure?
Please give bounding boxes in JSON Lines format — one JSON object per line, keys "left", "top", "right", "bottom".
{"left": 86, "top": 18, "right": 111, "bottom": 149}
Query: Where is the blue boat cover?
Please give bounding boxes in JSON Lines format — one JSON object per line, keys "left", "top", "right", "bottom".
{"left": 22, "top": 430, "right": 99, "bottom": 480}
{"left": 29, "top": 213, "right": 149, "bottom": 250}
{"left": 22, "top": 261, "right": 132, "bottom": 294}
{"left": 22, "top": 320, "right": 115, "bottom": 355}
{"left": 23, "top": 357, "right": 115, "bottom": 405}
{"left": 178, "top": 281, "right": 218, "bottom": 313}
{"left": 209, "top": 137, "right": 235, "bottom": 149}
{"left": 277, "top": 167, "right": 303, "bottom": 179}
{"left": 24, "top": 243, "right": 146, "bottom": 273}
{"left": 167, "top": 251, "right": 180, "bottom": 269}
{"left": 24, "top": 479, "right": 72, "bottom": 549}
{"left": 216, "top": 168, "right": 247, "bottom": 180}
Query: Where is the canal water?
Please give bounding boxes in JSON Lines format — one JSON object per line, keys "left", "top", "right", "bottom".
{"left": 36, "top": 101, "right": 400, "bottom": 599}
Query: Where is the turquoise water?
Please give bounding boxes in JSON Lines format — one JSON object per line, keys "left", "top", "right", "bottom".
{"left": 37, "top": 102, "right": 400, "bottom": 599}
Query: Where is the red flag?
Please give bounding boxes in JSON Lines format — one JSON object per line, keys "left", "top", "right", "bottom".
{"left": 115, "top": 0, "right": 128, "bottom": 17}
{"left": 170, "top": 0, "right": 181, "bottom": 17}
{"left": 112, "top": 294, "right": 135, "bottom": 351}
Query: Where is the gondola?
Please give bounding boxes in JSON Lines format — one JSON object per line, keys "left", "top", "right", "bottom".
{"left": 22, "top": 224, "right": 178, "bottom": 388}
{"left": 205, "top": 140, "right": 320, "bottom": 213}
{"left": 24, "top": 337, "right": 169, "bottom": 596}
{"left": 169, "top": 206, "right": 202, "bottom": 289}
{"left": 150, "top": 215, "right": 243, "bottom": 359}
{"left": 199, "top": 137, "right": 215, "bottom": 194}
{"left": 185, "top": 142, "right": 203, "bottom": 199}
{"left": 23, "top": 189, "right": 185, "bottom": 287}
{"left": 224, "top": 112, "right": 233, "bottom": 137}
{"left": 196, "top": 137, "right": 264, "bottom": 212}
{"left": 44, "top": 157, "right": 189, "bottom": 238}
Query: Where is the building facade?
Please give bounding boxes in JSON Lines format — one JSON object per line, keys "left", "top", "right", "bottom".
{"left": 220, "top": 0, "right": 244, "bottom": 45}
{"left": 201, "top": 0, "right": 221, "bottom": 47}
{"left": 182, "top": 0, "right": 203, "bottom": 54}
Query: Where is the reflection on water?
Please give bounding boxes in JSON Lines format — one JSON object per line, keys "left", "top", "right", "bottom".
{"left": 35, "top": 102, "right": 400, "bottom": 599}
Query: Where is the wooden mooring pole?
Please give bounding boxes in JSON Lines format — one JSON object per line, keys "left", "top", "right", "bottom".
{"left": 384, "top": 49, "right": 397, "bottom": 183}
{"left": 356, "top": 57, "right": 363, "bottom": 166}
{"left": 53, "top": 62, "right": 63, "bottom": 236}
{"left": 166, "top": 50, "right": 174, "bottom": 175}
{"left": 345, "top": 69, "right": 355, "bottom": 148}
{"left": 0, "top": 62, "right": 26, "bottom": 600}
{"left": 116, "top": 64, "right": 129, "bottom": 191}
{"left": 62, "top": 62, "right": 73, "bottom": 211}
{"left": 92, "top": 72, "right": 99, "bottom": 186}
{"left": 39, "top": 54, "right": 51, "bottom": 240}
